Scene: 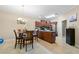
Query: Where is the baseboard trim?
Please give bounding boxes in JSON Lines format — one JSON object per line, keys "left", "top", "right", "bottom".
{"left": 75, "top": 44, "right": 79, "bottom": 48}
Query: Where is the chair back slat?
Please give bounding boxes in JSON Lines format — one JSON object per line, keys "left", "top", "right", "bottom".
{"left": 26, "top": 31, "right": 33, "bottom": 39}
{"left": 14, "top": 30, "right": 17, "bottom": 39}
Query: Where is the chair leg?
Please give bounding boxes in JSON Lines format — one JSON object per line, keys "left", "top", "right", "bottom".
{"left": 15, "top": 43, "right": 17, "bottom": 48}
{"left": 26, "top": 41, "right": 27, "bottom": 52}
{"left": 20, "top": 39, "right": 22, "bottom": 49}
{"left": 23, "top": 40, "right": 25, "bottom": 48}
{"left": 32, "top": 40, "right": 33, "bottom": 49}
{"left": 15, "top": 40, "right": 17, "bottom": 48}
{"left": 20, "top": 44, "right": 22, "bottom": 49}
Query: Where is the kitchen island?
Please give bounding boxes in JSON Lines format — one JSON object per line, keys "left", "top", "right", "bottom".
{"left": 38, "top": 31, "right": 56, "bottom": 43}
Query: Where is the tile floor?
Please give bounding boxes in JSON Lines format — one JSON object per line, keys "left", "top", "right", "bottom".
{"left": 0, "top": 37, "right": 79, "bottom": 54}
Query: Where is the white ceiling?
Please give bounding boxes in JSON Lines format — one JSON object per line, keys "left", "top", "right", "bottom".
{"left": 0, "top": 5, "right": 76, "bottom": 19}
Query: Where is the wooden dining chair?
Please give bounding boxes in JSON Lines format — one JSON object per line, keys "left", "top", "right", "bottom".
{"left": 13, "top": 30, "right": 23, "bottom": 49}
{"left": 23, "top": 31, "right": 33, "bottom": 51}
{"left": 33, "top": 30, "right": 39, "bottom": 41}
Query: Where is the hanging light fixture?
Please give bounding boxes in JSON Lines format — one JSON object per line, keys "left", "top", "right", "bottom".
{"left": 17, "top": 5, "right": 27, "bottom": 24}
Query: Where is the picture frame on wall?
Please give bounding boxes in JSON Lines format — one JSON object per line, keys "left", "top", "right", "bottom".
{"left": 68, "top": 13, "right": 77, "bottom": 22}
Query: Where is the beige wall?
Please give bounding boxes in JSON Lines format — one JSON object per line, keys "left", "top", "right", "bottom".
{"left": 53, "top": 6, "right": 79, "bottom": 48}
{"left": 0, "top": 11, "right": 37, "bottom": 40}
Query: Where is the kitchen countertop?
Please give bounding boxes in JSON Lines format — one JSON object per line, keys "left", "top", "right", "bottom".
{"left": 39, "top": 30, "right": 55, "bottom": 32}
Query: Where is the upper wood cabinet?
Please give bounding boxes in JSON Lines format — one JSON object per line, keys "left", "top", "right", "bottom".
{"left": 35, "top": 20, "right": 51, "bottom": 27}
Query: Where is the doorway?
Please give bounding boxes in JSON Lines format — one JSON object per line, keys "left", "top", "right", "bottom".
{"left": 62, "top": 20, "right": 67, "bottom": 37}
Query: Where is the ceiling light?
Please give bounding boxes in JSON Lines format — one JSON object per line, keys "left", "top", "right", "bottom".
{"left": 18, "top": 17, "right": 23, "bottom": 20}
{"left": 45, "top": 14, "right": 56, "bottom": 18}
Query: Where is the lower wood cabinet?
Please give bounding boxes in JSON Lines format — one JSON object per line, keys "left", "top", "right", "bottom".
{"left": 38, "top": 31, "right": 56, "bottom": 43}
